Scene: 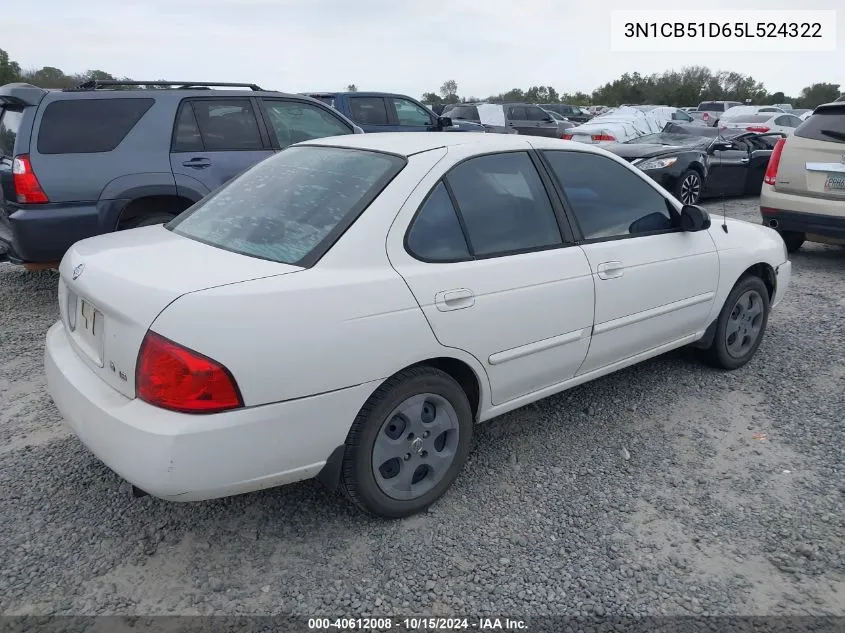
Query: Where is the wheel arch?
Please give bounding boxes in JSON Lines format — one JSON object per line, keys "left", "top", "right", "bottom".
{"left": 116, "top": 194, "right": 194, "bottom": 230}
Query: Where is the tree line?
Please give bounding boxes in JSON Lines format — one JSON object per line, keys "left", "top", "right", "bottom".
{"left": 1, "top": 50, "right": 840, "bottom": 110}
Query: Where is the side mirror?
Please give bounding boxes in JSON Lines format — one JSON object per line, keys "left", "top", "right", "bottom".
{"left": 437, "top": 116, "right": 453, "bottom": 128}
{"left": 680, "top": 204, "right": 711, "bottom": 232}
{"left": 543, "top": 115, "right": 554, "bottom": 122}
{"left": 709, "top": 141, "right": 733, "bottom": 152}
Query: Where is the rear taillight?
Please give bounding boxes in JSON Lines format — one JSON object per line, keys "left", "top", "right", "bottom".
{"left": 764, "top": 137, "right": 786, "bottom": 186}
{"left": 136, "top": 332, "right": 243, "bottom": 414}
{"left": 702, "top": 113, "right": 709, "bottom": 120}
{"left": 746, "top": 126, "right": 770, "bottom": 133}
{"left": 12, "top": 155, "right": 49, "bottom": 204}
{"left": 561, "top": 133, "right": 573, "bottom": 140}
{"left": 591, "top": 134, "right": 616, "bottom": 142}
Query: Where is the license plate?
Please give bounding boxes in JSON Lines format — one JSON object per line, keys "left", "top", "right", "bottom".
{"left": 74, "top": 298, "right": 105, "bottom": 365}
{"left": 824, "top": 174, "right": 845, "bottom": 191}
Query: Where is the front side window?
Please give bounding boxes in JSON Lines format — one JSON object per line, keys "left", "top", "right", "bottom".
{"left": 262, "top": 99, "right": 351, "bottom": 148}
{"left": 169, "top": 146, "right": 405, "bottom": 265}
{"left": 526, "top": 106, "right": 550, "bottom": 121}
{"left": 445, "top": 152, "right": 562, "bottom": 256}
{"left": 543, "top": 150, "right": 675, "bottom": 240}
{"left": 406, "top": 182, "right": 470, "bottom": 261}
{"left": 349, "top": 97, "right": 390, "bottom": 125}
{"left": 37, "top": 98, "right": 154, "bottom": 154}
{"left": 186, "top": 99, "right": 263, "bottom": 151}
{"left": 392, "top": 98, "right": 432, "bottom": 126}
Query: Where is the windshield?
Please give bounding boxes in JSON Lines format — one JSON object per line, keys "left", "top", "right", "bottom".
{"left": 447, "top": 105, "right": 480, "bottom": 121}
{"left": 168, "top": 146, "right": 405, "bottom": 265}
{"left": 623, "top": 132, "right": 710, "bottom": 147}
{"left": 0, "top": 107, "right": 23, "bottom": 158}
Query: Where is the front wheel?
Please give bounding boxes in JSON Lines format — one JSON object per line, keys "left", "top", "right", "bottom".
{"left": 676, "top": 169, "right": 703, "bottom": 205}
{"left": 340, "top": 367, "right": 473, "bottom": 518}
{"left": 702, "top": 275, "right": 770, "bottom": 370}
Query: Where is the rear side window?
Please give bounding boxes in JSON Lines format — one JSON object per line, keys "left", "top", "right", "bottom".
{"left": 406, "top": 182, "right": 470, "bottom": 261}
{"left": 37, "top": 98, "right": 154, "bottom": 154}
{"left": 185, "top": 99, "right": 263, "bottom": 151}
{"left": 795, "top": 109, "right": 845, "bottom": 144}
{"left": 0, "top": 107, "right": 23, "bottom": 157}
{"left": 168, "top": 146, "right": 405, "bottom": 265}
{"left": 261, "top": 99, "right": 351, "bottom": 148}
{"left": 349, "top": 97, "right": 390, "bottom": 125}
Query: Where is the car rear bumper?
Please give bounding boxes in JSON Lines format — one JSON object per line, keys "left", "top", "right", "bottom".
{"left": 45, "top": 321, "right": 374, "bottom": 501}
{"left": 760, "top": 185, "right": 845, "bottom": 240}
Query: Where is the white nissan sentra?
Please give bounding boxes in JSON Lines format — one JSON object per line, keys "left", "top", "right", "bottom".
{"left": 45, "top": 133, "right": 791, "bottom": 518}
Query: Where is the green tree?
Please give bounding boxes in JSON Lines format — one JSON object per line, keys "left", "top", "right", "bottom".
{"left": 21, "top": 66, "right": 75, "bottom": 89}
{"left": 0, "top": 49, "right": 21, "bottom": 85}
{"left": 346, "top": 84, "right": 358, "bottom": 92}
{"left": 795, "top": 82, "right": 840, "bottom": 109}
{"left": 421, "top": 91, "right": 442, "bottom": 105}
{"left": 439, "top": 79, "right": 459, "bottom": 104}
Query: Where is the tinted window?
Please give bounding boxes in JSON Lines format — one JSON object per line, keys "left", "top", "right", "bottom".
{"left": 447, "top": 105, "right": 480, "bottom": 121}
{"left": 672, "top": 110, "right": 692, "bottom": 121}
{"left": 785, "top": 115, "right": 802, "bottom": 127}
{"left": 446, "top": 152, "right": 562, "bottom": 256}
{"left": 262, "top": 100, "right": 351, "bottom": 148}
{"left": 559, "top": 105, "right": 575, "bottom": 114}
{"left": 169, "top": 146, "right": 404, "bottom": 265}
{"left": 37, "top": 98, "right": 153, "bottom": 154}
{"left": 406, "top": 182, "right": 470, "bottom": 261}
{"left": 698, "top": 102, "right": 725, "bottom": 112}
{"left": 392, "top": 98, "right": 432, "bottom": 126}
{"left": 0, "top": 107, "right": 23, "bottom": 157}
{"left": 544, "top": 151, "right": 675, "bottom": 240}
{"left": 172, "top": 104, "right": 203, "bottom": 152}
{"left": 506, "top": 106, "right": 528, "bottom": 120}
{"left": 794, "top": 108, "right": 845, "bottom": 144}
{"left": 349, "top": 97, "right": 389, "bottom": 125}
{"left": 187, "top": 99, "right": 263, "bottom": 151}
{"left": 526, "top": 106, "right": 550, "bottom": 121}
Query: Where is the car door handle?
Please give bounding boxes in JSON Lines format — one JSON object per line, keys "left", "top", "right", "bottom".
{"left": 740, "top": 157, "right": 750, "bottom": 164}
{"left": 596, "top": 261, "right": 624, "bottom": 280}
{"left": 435, "top": 288, "right": 475, "bottom": 311}
{"left": 182, "top": 157, "right": 211, "bottom": 168}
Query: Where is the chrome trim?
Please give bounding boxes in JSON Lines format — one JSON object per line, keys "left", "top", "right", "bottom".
{"left": 806, "top": 162, "right": 845, "bottom": 173}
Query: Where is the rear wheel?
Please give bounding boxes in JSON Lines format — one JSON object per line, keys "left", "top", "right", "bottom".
{"left": 702, "top": 275, "right": 770, "bottom": 370}
{"left": 340, "top": 367, "right": 473, "bottom": 518}
{"left": 779, "top": 230, "right": 805, "bottom": 253}
{"left": 676, "top": 169, "right": 702, "bottom": 205}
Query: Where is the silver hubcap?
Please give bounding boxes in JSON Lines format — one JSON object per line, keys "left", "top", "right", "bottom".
{"left": 725, "top": 290, "right": 764, "bottom": 358}
{"left": 680, "top": 173, "right": 701, "bottom": 205}
{"left": 372, "top": 394, "right": 460, "bottom": 501}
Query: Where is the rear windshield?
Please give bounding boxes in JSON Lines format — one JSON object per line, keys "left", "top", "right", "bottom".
{"left": 0, "top": 107, "right": 23, "bottom": 157}
{"left": 729, "top": 115, "right": 772, "bottom": 124}
{"left": 37, "top": 98, "right": 154, "bottom": 154}
{"left": 794, "top": 109, "right": 845, "bottom": 145}
{"left": 698, "top": 102, "right": 726, "bottom": 112}
{"left": 446, "top": 105, "right": 480, "bottom": 121}
{"left": 168, "top": 145, "right": 406, "bottom": 265}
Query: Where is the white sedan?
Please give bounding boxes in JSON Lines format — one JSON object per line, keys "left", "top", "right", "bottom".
{"left": 720, "top": 112, "right": 805, "bottom": 135}
{"left": 45, "top": 133, "right": 792, "bottom": 518}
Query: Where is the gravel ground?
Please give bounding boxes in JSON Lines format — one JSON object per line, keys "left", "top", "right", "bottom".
{"left": 0, "top": 196, "right": 843, "bottom": 619}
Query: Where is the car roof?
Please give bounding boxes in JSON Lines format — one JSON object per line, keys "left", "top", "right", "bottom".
{"left": 300, "top": 131, "right": 612, "bottom": 158}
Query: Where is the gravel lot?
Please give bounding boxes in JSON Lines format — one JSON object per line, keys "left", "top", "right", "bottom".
{"left": 0, "top": 196, "right": 843, "bottom": 619}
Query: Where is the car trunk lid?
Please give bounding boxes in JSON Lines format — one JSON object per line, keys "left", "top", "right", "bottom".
{"left": 58, "top": 226, "right": 302, "bottom": 398}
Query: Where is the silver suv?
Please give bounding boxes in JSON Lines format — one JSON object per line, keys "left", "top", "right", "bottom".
{"left": 759, "top": 102, "right": 845, "bottom": 252}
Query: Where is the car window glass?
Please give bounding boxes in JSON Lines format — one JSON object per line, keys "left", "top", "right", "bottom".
{"left": 795, "top": 109, "right": 845, "bottom": 144}
{"left": 188, "top": 99, "right": 263, "bottom": 151}
{"left": 446, "top": 152, "right": 562, "bottom": 256}
{"left": 262, "top": 100, "right": 351, "bottom": 148}
{"left": 526, "top": 107, "right": 549, "bottom": 121}
{"left": 172, "top": 104, "right": 204, "bottom": 152}
{"left": 406, "top": 181, "right": 470, "bottom": 261}
{"left": 392, "top": 98, "right": 432, "bottom": 126}
{"left": 506, "top": 106, "right": 526, "bottom": 120}
{"left": 349, "top": 97, "right": 390, "bottom": 125}
{"left": 37, "top": 98, "right": 154, "bottom": 154}
{"left": 786, "top": 116, "right": 802, "bottom": 127}
{"left": 543, "top": 150, "right": 675, "bottom": 240}
{"left": 0, "top": 107, "right": 23, "bottom": 156}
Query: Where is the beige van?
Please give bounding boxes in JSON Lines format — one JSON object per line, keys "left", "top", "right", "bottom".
{"left": 759, "top": 102, "right": 845, "bottom": 252}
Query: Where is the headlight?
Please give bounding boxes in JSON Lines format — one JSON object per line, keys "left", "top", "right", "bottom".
{"left": 638, "top": 156, "right": 678, "bottom": 170}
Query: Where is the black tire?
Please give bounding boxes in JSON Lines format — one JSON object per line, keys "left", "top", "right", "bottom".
{"left": 125, "top": 212, "right": 177, "bottom": 229}
{"left": 779, "top": 230, "right": 805, "bottom": 253}
{"left": 340, "top": 366, "right": 473, "bottom": 518}
{"left": 675, "top": 169, "right": 703, "bottom": 205}
{"left": 702, "top": 275, "right": 770, "bottom": 370}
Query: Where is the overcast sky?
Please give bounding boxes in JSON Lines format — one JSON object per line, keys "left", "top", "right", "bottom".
{"left": 4, "top": 0, "right": 842, "bottom": 99}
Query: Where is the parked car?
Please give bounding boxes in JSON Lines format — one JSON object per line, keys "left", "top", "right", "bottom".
{"left": 45, "top": 132, "right": 791, "bottom": 517}
{"left": 695, "top": 100, "right": 745, "bottom": 127}
{"left": 720, "top": 112, "right": 804, "bottom": 136}
{"left": 760, "top": 101, "right": 845, "bottom": 252}
{"left": 718, "top": 105, "right": 785, "bottom": 126}
{"left": 563, "top": 106, "right": 665, "bottom": 145}
{"left": 0, "top": 80, "right": 364, "bottom": 266}
{"left": 439, "top": 103, "right": 560, "bottom": 137}
{"left": 792, "top": 109, "right": 813, "bottom": 121}
{"left": 629, "top": 105, "right": 704, "bottom": 125}
{"left": 543, "top": 104, "right": 592, "bottom": 123}
{"left": 773, "top": 103, "right": 794, "bottom": 112}
{"left": 542, "top": 109, "right": 576, "bottom": 137}
{"left": 302, "top": 92, "right": 482, "bottom": 133}
{"left": 606, "top": 123, "right": 784, "bottom": 205}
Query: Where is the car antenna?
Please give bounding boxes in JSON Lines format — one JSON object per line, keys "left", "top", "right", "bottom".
{"left": 716, "top": 125, "right": 729, "bottom": 233}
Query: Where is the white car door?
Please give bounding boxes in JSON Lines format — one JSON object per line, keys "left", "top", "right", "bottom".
{"left": 540, "top": 149, "right": 720, "bottom": 374}
{"left": 386, "top": 147, "right": 595, "bottom": 406}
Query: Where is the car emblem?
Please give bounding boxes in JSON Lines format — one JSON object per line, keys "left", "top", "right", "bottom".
{"left": 72, "top": 263, "right": 85, "bottom": 280}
